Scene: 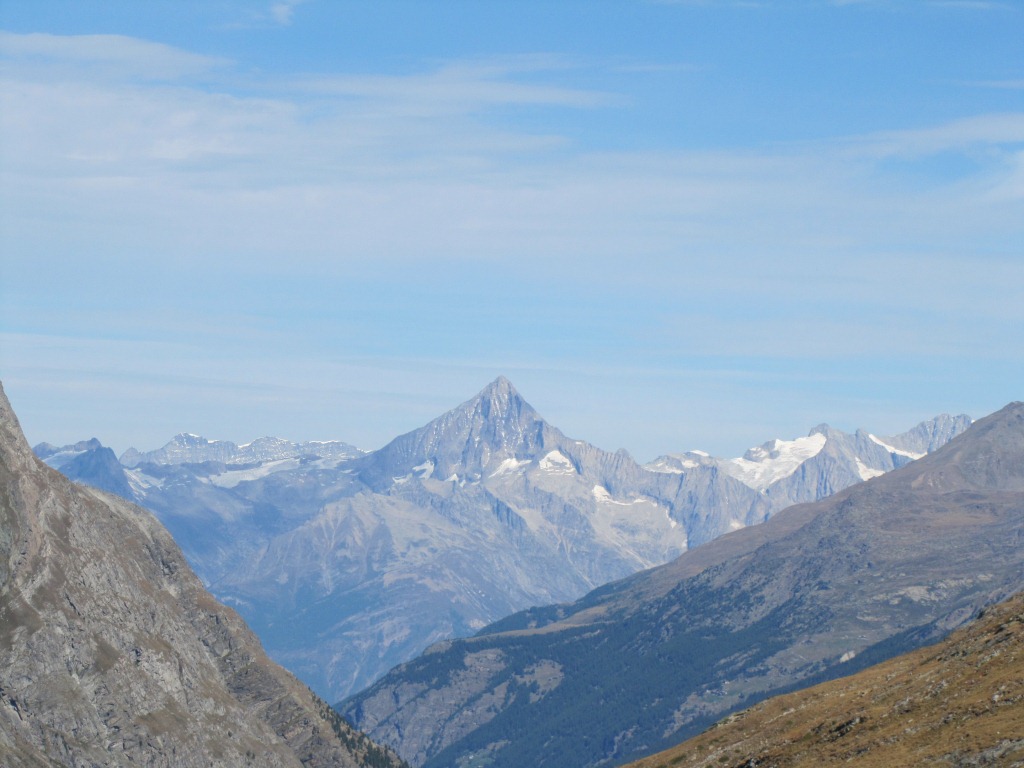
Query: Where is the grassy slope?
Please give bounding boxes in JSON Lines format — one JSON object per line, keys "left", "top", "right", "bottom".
{"left": 625, "top": 592, "right": 1024, "bottom": 768}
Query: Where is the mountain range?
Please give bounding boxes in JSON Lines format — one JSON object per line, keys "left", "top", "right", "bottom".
{"left": 37, "top": 377, "right": 971, "bottom": 701}
{"left": 340, "top": 400, "right": 1024, "bottom": 768}
{"left": 0, "top": 382, "right": 405, "bottom": 767}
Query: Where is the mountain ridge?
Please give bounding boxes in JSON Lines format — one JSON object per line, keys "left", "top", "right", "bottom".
{"left": 35, "top": 378, "right": 973, "bottom": 701}
{"left": 0, "top": 381, "right": 406, "bottom": 768}
{"left": 340, "top": 400, "right": 1024, "bottom": 768}
{"left": 120, "top": 432, "right": 364, "bottom": 468}
{"left": 351, "top": 376, "right": 557, "bottom": 490}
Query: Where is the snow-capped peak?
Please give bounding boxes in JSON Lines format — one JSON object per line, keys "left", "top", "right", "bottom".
{"left": 723, "top": 432, "right": 828, "bottom": 490}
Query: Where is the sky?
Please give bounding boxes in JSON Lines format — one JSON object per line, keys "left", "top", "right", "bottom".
{"left": 1, "top": 0, "right": 1022, "bottom": 462}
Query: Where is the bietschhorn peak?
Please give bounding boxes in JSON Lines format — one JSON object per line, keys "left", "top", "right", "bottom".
{"left": 474, "top": 375, "right": 521, "bottom": 403}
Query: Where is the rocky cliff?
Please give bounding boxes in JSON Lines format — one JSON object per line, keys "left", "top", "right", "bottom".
{"left": 0, "top": 382, "right": 404, "bottom": 768}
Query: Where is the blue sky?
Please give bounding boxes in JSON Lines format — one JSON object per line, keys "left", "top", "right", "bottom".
{"left": 1, "top": 0, "right": 1022, "bottom": 461}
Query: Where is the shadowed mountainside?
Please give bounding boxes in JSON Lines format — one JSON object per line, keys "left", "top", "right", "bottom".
{"left": 625, "top": 590, "right": 1024, "bottom": 768}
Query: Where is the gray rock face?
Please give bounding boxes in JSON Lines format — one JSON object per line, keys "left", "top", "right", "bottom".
{"left": 883, "top": 412, "right": 974, "bottom": 455}
{"left": 0, "top": 382, "right": 405, "bottom": 768}
{"left": 34, "top": 440, "right": 137, "bottom": 500}
{"left": 341, "top": 402, "right": 1024, "bottom": 768}
{"left": 39, "top": 379, "right": 970, "bottom": 702}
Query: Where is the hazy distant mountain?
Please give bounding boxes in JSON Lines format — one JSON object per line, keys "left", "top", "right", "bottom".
{"left": 37, "top": 379, "right": 970, "bottom": 702}
{"left": 120, "top": 433, "right": 363, "bottom": 468}
{"left": 0, "top": 382, "right": 405, "bottom": 768}
{"left": 624, "top": 590, "right": 1024, "bottom": 768}
{"left": 207, "top": 376, "right": 706, "bottom": 699}
{"left": 341, "top": 401, "right": 1023, "bottom": 768}
{"left": 34, "top": 437, "right": 137, "bottom": 500}
{"left": 647, "top": 413, "right": 973, "bottom": 511}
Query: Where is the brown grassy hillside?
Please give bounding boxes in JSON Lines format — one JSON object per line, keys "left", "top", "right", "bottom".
{"left": 627, "top": 591, "right": 1024, "bottom": 768}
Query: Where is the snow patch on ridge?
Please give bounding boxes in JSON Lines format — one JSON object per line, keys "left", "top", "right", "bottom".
{"left": 206, "top": 458, "right": 300, "bottom": 488}
{"left": 413, "top": 460, "right": 435, "bottom": 479}
{"left": 539, "top": 450, "right": 575, "bottom": 475}
{"left": 125, "top": 468, "right": 164, "bottom": 494}
{"left": 724, "top": 433, "right": 827, "bottom": 490}
{"left": 592, "top": 485, "right": 646, "bottom": 506}
{"left": 491, "top": 457, "right": 531, "bottom": 477}
{"left": 868, "top": 433, "right": 925, "bottom": 460}
{"left": 855, "top": 458, "right": 885, "bottom": 481}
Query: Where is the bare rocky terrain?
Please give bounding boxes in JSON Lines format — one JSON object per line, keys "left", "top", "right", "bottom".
{"left": 0, "top": 382, "right": 405, "bottom": 768}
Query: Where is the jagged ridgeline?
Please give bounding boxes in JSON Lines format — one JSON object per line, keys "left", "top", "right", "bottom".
{"left": 38, "top": 376, "right": 971, "bottom": 702}
{"left": 0, "top": 382, "right": 406, "bottom": 768}
{"left": 341, "top": 401, "right": 1024, "bottom": 768}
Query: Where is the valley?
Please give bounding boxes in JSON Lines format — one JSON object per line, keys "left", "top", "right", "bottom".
{"left": 37, "top": 378, "right": 970, "bottom": 702}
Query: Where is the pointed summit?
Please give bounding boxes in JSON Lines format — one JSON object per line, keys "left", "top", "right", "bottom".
{"left": 465, "top": 376, "right": 526, "bottom": 420}
{"left": 456, "top": 376, "right": 535, "bottom": 433}
{"left": 358, "top": 377, "right": 560, "bottom": 487}
{"left": 481, "top": 374, "right": 516, "bottom": 396}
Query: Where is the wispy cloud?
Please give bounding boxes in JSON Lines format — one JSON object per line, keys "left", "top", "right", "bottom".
{"left": 0, "top": 31, "right": 228, "bottom": 80}
{"left": 961, "top": 79, "right": 1024, "bottom": 90}
{"left": 294, "top": 60, "right": 619, "bottom": 113}
{"left": 2, "top": 30, "right": 1022, "bottom": 457}
{"left": 927, "top": 1, "right": 1014, "bottom": 9}
{"left": 2, "top": 31, "right": 1020, "bottom": 268}
{"left": 841, "top": 113, "right": 1024, "bottom": 160}
{"left": 269, "top": 0, "right": 308, "bottom": 26}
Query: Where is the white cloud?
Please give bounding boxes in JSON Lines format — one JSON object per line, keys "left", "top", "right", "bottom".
{"left": 0, "top": 31, "right": 228, "bottom": 80}
{"left": 838, "top": 113, "right": 1024, "bottom": 168}
{"left": 292, "top": 55, "right": 619, "bottom": 113}
{"left": 269, "top": 0, "right": 308, "bottom": 26}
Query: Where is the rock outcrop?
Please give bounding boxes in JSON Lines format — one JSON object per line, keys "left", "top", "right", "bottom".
{"left": 0, "top": 382, "right": 405, "bottom": 768}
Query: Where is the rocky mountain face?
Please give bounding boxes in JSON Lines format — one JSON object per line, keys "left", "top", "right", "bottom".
{"left": 0, "top": 382, "right": 406, "bottom": 768}
{"left": 626, "top": 590, "right": 1024, "bottom": 768}
{"left": 37, "top": 378, "right": 970, "bottom": 702}
{"left": 35, "top": 438, "right": 137, "bottom": 500}
{"left": 340, "top": 401, "right": 1024, "bottom": 768}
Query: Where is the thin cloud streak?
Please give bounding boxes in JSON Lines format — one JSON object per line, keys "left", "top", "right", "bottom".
{"left": 3, "top": 34, "right": 1019, "bottom": 269}
{"left": 0, "top": 31, "right": 229, "bottom": 79}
